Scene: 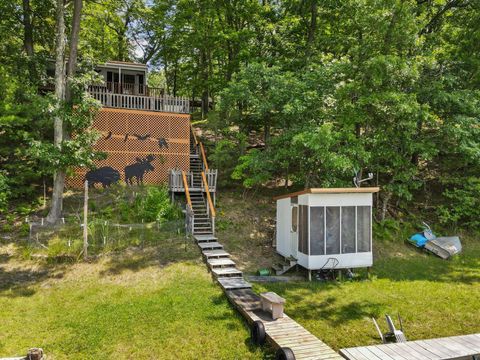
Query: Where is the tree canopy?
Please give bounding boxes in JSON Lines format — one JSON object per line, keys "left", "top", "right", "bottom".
{"left": 0, "top": 0, "right": 479, "bottom": 228}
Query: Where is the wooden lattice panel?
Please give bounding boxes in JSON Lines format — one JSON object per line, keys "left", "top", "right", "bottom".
{"left": 67, "top": 108, "right": 190, "bottom": 188}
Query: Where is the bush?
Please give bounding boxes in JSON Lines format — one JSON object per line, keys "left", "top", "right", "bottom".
{"left": 119, "top": 186, "right": 180, "bottom": 223}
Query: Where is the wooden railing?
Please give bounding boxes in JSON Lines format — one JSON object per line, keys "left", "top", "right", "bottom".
{"left": 169, "top": 169, "right": 217, "bottom": 192}
{"left": 199, "top": 142, "right": 209, "bottom": 171}
{"left": 201, "top": 171, "right": 216, "bottom": 234}
{"left": 89, "top": 87, "right": 190, "bottom": 114}
{"left": 182, "top": 170, "right": 194, "bottom": 235}
{"left": 202, "top": 170, "right": 217, "bottom": 193}
{"left": 191, "top": 123, "right": 199, "bottom": 147}
{"left": 89, "top": 82, "right": 165, "bottom": 97}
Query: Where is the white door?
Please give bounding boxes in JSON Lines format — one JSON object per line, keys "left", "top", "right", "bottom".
{"left": 290, "top": 206, "right": 298, "bottom": 258}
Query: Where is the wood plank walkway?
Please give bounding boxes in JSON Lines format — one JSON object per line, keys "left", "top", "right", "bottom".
{"left": 340, "top": 334, "right": 480, "bottom": 360}
{"left": 225, "top": 289, "right": 343, "bottom": 360}
{"left": 193, "top": 234, "right": 343, "bottom": 360}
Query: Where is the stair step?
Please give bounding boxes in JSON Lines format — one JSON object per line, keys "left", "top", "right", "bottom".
{"left": 194, "top": 231, "right": 214, "bottom": 236}
{"left": 202, "top": 249, "right": 230, "bottom": 258}
{"left": 212, "top": 267, "right": 243, "bottom": 278}
{"left": 194, "top": 221, "right": 211, "bottom": 225}
{"left": 198, "top": 242, "right": 223, "bottom": 250}
{"left": 207, "top": 258, "right": 236, "bottom": 268}
{"left": 217, "top": 277, "right": 252, "bottom": 290}
{"left": 194, "top": 234, "right": 218, "bottom": 243}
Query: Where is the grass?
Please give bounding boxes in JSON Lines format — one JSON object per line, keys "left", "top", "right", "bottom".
{"left": 0, "top": 243, "right": 268, "bottom": 359}
{"left": 215, "top": 189, "right": 480, "bottom": 351}
{"left": 253, "top": 237, "right": 480, "bottom": 350}
{"left": 1, "top": 187, "right": 479, "bottom": 357}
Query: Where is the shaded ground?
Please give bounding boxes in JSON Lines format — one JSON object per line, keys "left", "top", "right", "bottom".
{"left": 215, "top": 190, "right": 282, "bottom": 273}
{"left": 0, "top": 242, "right": 269, "bottom": 359}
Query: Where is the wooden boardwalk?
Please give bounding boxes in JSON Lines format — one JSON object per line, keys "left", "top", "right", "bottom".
{"left": 193, "top": 234, "right": 343, "bottom": 360}
{"left": 340, "top": 333, "right": 480, "bottom": 360}
{"left": 226, "top": 289, "right": 344, "bottom": 360}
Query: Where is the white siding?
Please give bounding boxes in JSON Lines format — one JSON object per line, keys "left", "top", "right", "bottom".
{"left": 276, "top": 198, "right": 291, "bottom": 258}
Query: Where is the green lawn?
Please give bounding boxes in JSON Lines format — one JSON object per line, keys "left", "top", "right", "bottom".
{"left": 0, "top": 243, "right": 267, "bottom": 359}
{"left": 253, "top": 237, "right": 480, "bottom": 351}
{"left": 2, "top": 188, "right": 479, "bottom": 358}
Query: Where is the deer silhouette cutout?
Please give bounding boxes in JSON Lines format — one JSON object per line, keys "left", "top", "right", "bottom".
{"left": 124, "top": 155, "right": 155, "bottom": 186}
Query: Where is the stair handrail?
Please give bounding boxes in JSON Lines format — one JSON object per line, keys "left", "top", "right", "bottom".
{"left": 191, "top": 123, "right": 199, "bottom": 146}
{"left": 201, "top": 171, "right": 215, "bottom": 234}
{"left": 182, "top": 170, "right": 194, "bottom": 235}
{"left": 201, "top": 171, "right": 215, "bottom": 217}
{"left": 182, "top": 170, "right": 192, "bottom": 208}
{"left": 199, "top": 142, "right": 209, "bottom": 171}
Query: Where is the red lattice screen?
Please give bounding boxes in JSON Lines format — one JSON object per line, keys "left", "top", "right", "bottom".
{"left": 66, "top": 108, "right": 190, "bottom": 188}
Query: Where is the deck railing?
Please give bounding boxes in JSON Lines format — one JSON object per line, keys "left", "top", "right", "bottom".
{"left": 169, "top": 169, "right": 217, "bottom": 192}
{"left": 89, "top": 87, "right": 190, "bottom": 114}
{"left": 89, "top": 82, "right": 165, "bottom": 97}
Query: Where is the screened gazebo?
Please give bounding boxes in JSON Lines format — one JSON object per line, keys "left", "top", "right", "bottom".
{"left": 274, "top": 187, "right": 380, "bottom": 275}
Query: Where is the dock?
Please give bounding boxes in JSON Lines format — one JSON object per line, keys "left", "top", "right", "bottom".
{"left": 340, "top": 333, "right": 480, "bottom": 360}
{"left": 193, "top": 234, "right": 343, "bottom": 360}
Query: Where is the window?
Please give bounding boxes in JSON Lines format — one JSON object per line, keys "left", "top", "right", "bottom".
{"left": 291, "top": 206, "right": 298, "bottom": 232}
{"left": 357, "top": 206, "right": 371, "bottom": 252}
{"left": 307, "top": 204, "right": 372, "bottom": 256}
{"left": 123, "top": 74, "right": 135, "bottom": 84}
{"left": 298, "top": 205, "right": 308, "bottom": 254}
{"left": 326, "top": 207, "right": 340, "bottom": 254}
{"left": 310, "top": 207, "right": 325, "bottom": 255}
{"left": 341, "top": 207, "right": 356, "bottom": 253}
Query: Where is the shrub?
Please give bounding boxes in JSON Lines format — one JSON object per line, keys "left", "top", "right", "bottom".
{"left": 119, "top": 186, "right": 180, "bottom": 223}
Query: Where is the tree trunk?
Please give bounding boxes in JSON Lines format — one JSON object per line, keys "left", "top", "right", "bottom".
{"left": 46, "top": 0, "right": 67, "bottom": 224}
{"left": 200, "top": 47, "right": 209, "bottom": 115}
{"left": 22, "top": 0, "right": 34, "bottom": 56}
{"left": 264, "top": 124, "right": 270, "bottom": 146}
{"left": 380, "top": 192, "right": 392, "bottom": 221}
{"left": 65, "top": 0, "right": 83, "bottom": 102}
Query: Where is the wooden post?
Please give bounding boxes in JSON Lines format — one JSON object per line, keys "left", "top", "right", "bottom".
{"left": 83, "top": 180, "right": 88, "bottom": 260}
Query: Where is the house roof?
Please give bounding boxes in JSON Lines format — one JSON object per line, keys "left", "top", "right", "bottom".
{"left": 99, "top": 60, "right": 148, "bottom": 70}
{"left": 273, "top": 187, "right": 380, "bottom": 200}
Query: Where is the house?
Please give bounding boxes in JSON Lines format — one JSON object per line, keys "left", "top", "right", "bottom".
{"left": 62, "top": 60, "right": 217, "bottom": 195}
{"left": 94, "top": 60, "right": 150, "bottom": 96}
{"left": 274, "top": 187, "right": 380, "bottom": 278}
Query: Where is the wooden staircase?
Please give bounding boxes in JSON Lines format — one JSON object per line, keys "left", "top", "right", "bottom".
{"left": 190, "top": 192, "right": 214, "bottom": 235}
{"left": 186, "top": 124, "right": 252, "bottom": 291}
{"left": 187, "top": 127, "right": 216, "bottom": 237}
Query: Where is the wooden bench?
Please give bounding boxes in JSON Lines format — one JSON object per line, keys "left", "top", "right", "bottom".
{"left": 260, "top": 292, "right": 285, "bottom": 320}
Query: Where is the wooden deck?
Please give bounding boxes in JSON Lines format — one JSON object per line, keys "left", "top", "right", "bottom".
{"left": 340, "top": 334, "right": 480, "bottom": 360}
